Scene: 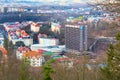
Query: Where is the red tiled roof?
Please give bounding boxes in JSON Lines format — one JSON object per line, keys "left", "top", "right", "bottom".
{"left": 56, "top": 58, "right": 71, "bottom": 62}
{"left": 37, "top": 49, "right": 46, "bottom": 53}
{"left": 17, "top": 46, "right": 29, "bottom": 52}
{"left": 31, "top": 23, "right": 40, "bottom": 27}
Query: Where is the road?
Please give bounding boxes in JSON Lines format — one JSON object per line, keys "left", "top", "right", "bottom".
{"left": 89, "top": 36, "right": 116, "bottom": 51}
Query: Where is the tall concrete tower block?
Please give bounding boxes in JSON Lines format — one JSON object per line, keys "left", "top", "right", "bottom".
{"left": 65, "top": 24, "right": 88, "bottom": 51}
{"left": 79, "top": 26, "right": 83, "bottom": 51}
{"left": 84, "top": 25, "right": 88, "bottom": 51}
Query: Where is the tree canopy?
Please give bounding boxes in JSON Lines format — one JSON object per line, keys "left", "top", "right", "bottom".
{"left": 100, "top": 33, "right": 120, "bottom": 80}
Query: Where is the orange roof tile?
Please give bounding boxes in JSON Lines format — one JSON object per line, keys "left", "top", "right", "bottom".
{"left": 23, "top": 51, "right": 42, "bottom": 58}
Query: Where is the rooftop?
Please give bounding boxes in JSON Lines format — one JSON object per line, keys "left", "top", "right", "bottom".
{"left": 23, "top": 51, "right": 42, "bottom": 58}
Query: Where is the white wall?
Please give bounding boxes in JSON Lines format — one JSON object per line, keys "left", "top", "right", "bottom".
{"left": 31, "top": 25, "right": 40, "bottom": 33}
{"left": 12, "top": 38, "right": 33, "bottom": 46}
{"left": 38, "top": 38, "right": 59, "bottom": 46}
{"left": 30, "top": 56, "right": 45, "bottom": 67}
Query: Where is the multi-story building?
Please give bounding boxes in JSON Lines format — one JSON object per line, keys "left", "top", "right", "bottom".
{"left": 65, "top": 24, "right": 88, "bottom": 51}
{"left": 23, "top": 51, "right": 45, "bottom": 67}
{"left": 3, "top": 22, "right": 21, "bottom": 32}
{"left": 4, "top": 22, "right": 33, "bottom": 46}
{"left": 8, "top": 30, "right": 33, "bottom": 46}
{"left": 0, "top": 33, "right": 4, "bottom": 47}
{"left": 38, "top": 34, "right": 59, "bottom": 46}
{"left": 16, "top": 46, "right": 29, "bottom": 60}
{"left": 51, "top": 22, "right": 61, "bottom": 33}
{"left": 30, "top": 22, "right": 41, "bottom": 33}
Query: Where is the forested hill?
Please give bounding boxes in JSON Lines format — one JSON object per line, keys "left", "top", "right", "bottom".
{"left": 0, "top": 13, "right": 51, "bottom": 23}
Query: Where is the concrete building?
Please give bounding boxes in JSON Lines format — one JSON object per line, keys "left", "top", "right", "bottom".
{"left": 38, "top": 34, "right": 59, "bottom": 46}
{"left": 65, "top": 24, "right": 88, "bottom": 51}
{"left": 30, "top": 44, "right": 65, "bottom": 54}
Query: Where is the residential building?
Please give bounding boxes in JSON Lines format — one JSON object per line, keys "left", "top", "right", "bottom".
{"left": 51, "top": 22, "right": 61, "bottom": 33}
{"left": 16, "top": 46, "right": 29, "bottom": 60}
{"left": 8, "top": 30, "right": 33, "bottom": 46}
{"left": 56, "top": 57, "right": 74, "bottom": 68}
{"left": 0, "top": 33, "right": 4, "bottom": 47}
{"left": 31, "top": 22, "right": 41, "bottom": 33}
{"left": 38, "top": 34, "right": 59, "bottom": 46}
{"left": 65, "top": 24, "right": 88, "bottom": 51}
{"left": 3, "top": 22, "right": 21, "bottom": 31}
{"left": 23, "top": 51, "right": 45, "bottom": 67}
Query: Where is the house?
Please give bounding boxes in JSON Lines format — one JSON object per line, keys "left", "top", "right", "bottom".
{"left": 23, "top": 51, "right": 45, "bottom": 67}
{"left": 8, "top": 30, "right": 33, "bottom": 46}
{"left": 51, "top": 22, "right": 61, "bottom": 33}
{"left": 31, "top": 22, "right": 41, "bottom": 32}
{"left": 16, "top": 46, "right": 30, "bottom": 60}
{"left": 56, "top": 57, "right": 73, "bottom": 68}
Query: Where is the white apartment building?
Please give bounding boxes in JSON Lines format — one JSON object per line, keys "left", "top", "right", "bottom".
{"left": 23, "top": 51, "right": 45, "bottom": 67}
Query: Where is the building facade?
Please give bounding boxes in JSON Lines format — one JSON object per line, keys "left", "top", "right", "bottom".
{"left": 16, "top": 46, "right": 29, "bottom": 60}
{"left": 65, "top": 24, "right": 88, "bottom": 51}
{"left": 31, "top": 22, "right": 41, "bottom": 33}
{"left": 23, "top": 51, "right": 45, "bottom": 67}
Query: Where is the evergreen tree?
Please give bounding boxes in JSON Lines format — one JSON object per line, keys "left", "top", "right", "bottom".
{"left": 15, "top": 41, "right": 25, "bottom": 47}
{"left": 42, "top": 59, "right": 55, "bottom": 80}
{"left": 100, "top": 33, "right": 120, "bottom": 80}
{"left": 8, "top": 41, "right": 14, "bottom": 49}
{"left": 3, "top": 37, "right": 8, "bottom": 51}
{"left": 116, "top": 33, "right": 120, "bottom": 41}
{"left": 8, "top": 41, "right": 14, "bottom": 56}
